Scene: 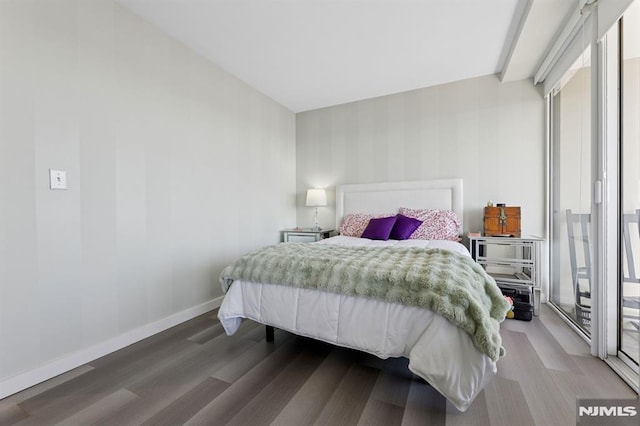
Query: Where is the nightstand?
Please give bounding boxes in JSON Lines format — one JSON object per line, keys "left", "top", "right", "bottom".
{"left": 281, "top": 228, "right": 334, "bottom": 243}
{"left": 469, "top": 235, "right": 543, "bottom": 317}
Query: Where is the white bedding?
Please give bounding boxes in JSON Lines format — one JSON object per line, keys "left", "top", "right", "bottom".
{"left": 315, "top": 234, "right": 471, "bottom": 255}
{"left": 218, "top": 236, "right": 497, "bottom": 411}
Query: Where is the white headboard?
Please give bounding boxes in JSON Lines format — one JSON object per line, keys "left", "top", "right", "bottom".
{"left": 335, "top": 179, "right": 463, "bottom": 232}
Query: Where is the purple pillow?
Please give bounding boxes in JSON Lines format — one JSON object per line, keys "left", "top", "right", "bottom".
{"left": 390, "top": 214, "right": 423, "bottom": 240}
{"left": 361, "top": 216, "right": 397, "bottom": 240}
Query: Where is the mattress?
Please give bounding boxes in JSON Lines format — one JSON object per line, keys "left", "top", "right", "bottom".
{"left": 218, "top": 236, "right": 499, "bottom": 411}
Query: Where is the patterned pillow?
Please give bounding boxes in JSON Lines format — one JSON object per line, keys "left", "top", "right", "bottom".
{"left": 398, "top": 208, "right": 461, "bottom": 241}
{"left": 339, "top": 213, "right": 393, "bottom": 237}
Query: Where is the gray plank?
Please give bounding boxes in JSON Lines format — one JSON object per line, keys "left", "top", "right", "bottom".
{"left": 141, "top": 377, "right": 229, "bottom": 426}
{"left": 52, "top": 389, "right": 138, "bottom": 426}
{"left": 357, "top": 399, "right": 404, "bottom": 426}
{"left": 368, "top": 357, "right": 412, "bottom": 407}
{"left": 483, "top": 376, "right": 535, "bottom": 426}
{"left": 502, "top": 314, "right": 582, "bottom": 373}
{"left": 497, "top": 329, "right": 574, "bottom": 425}
{"left": 16, "top": 338, "right": 202, "bottom": 425}
{"left": 90, "top": 312, "right": 218, "bottom": 369}
{"left": 537, "top": 304, "right": 592, "bottom": 357}
{"left": 16, "top": 315, "right": 216, "bottom": 423}
{"left": 271, "top": 348, "right": 357, "bottom": 426}
{"left": 400, "top": 380, "right": 446, "bottom": 426}
{"left": 0, "top": 403, "right": 27, "bottom": 426}
{"left": 211, "top": 330, "right": 292, "bottom": 384}
{"left": 313, "top": 362, "right": 379, "bottom": 425}
{"left": 93, "top": 330, "right": 260, "bottom": 425}
{"left": 225, "top": 340, "right": 332, "bottom": 426}
{"left": 550, "top": 354, "right": 637, "bottom": 400}
{"left": 444, "top": 390, "right": 491, "bottom": 426}
{"left": 183, "top": 338, "right": 304, "bottom": 425}
{"left": 186, "top": 322, "right": 226, "bottom": 344}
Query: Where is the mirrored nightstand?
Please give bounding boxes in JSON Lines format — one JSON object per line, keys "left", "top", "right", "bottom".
{"left": 281, "top": 228, "right": 334, "bottom": 243}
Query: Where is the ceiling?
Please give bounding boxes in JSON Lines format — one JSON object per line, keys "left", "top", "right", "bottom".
{"left": 115, "top": 0, "right": 574, "bottom": 112}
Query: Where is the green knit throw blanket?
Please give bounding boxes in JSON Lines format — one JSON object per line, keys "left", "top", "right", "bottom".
{"left": 220, "top": 243, "right": 510, "bottom": 361}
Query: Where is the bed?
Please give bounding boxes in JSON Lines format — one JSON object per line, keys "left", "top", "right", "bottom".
{"left": 217, "top": 179, "right": 508, "bottom": 411}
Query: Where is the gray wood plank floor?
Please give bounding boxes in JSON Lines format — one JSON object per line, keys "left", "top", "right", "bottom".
{"left": 1, "top": 304, "right": 636, "bottom": 426}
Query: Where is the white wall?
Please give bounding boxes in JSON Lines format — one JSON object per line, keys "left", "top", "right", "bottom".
{"left": 0, "top": 0, "right": 296, "bottom": 395}
{"left": 296, "top": 74, "right": 546, "bottom": 239}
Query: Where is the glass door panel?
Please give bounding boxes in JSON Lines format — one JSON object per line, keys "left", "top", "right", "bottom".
{"left": 550, "top": 46, "right": 593, "bottom": 336}
{"left": 620, "top": 1, "right": 640, "bottom": 365}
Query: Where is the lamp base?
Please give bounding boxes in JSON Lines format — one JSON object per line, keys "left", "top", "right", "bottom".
{"left": 313, "top": 207, "right": 321, "bottom": 231}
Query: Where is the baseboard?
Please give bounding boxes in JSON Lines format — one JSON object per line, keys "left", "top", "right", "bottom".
{"left": 0, "top": 297, "right": 223, "bottom": 399}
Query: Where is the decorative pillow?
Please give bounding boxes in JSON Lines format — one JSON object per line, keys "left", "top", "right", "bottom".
{"left": 399, "top": 207, "right": 461, "bottom": 241}
{"left": 340, "top": 213, "right": 392, "bottom": 237}
{"left": 361, "top": 216, "right": 397, "bottom": 240}
{"left": 389, "top": 214, "right": 423, "bottom": 240}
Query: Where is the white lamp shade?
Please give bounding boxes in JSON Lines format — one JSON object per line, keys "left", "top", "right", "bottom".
{"left": 306, "top": 189, "right": 327, "bottom": 207}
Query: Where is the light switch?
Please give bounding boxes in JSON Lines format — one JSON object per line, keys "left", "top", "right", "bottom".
{"left": 49, "top": 169, "right": 67, "bottom": 190}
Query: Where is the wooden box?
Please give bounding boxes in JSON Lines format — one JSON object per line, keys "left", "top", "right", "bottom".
{"left": 483, "top": 206, "right": 521, "bottom": 237}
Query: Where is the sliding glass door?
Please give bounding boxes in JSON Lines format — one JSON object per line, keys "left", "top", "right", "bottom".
{"left": 619, "top": 2, "right": 640, "bottom": 366}
{"left": 550, "top": 47, "right": 593, "bottom": 336}
{"left": 548, "top": 0, "right": 640, "bottom": 390}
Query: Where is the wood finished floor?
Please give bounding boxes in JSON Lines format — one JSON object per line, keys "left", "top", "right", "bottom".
{"left": 556, "top": 302, "right": 640, "bottom": 364}
{"left": 1, "top": 304, "right": 637, "bottom": 426}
